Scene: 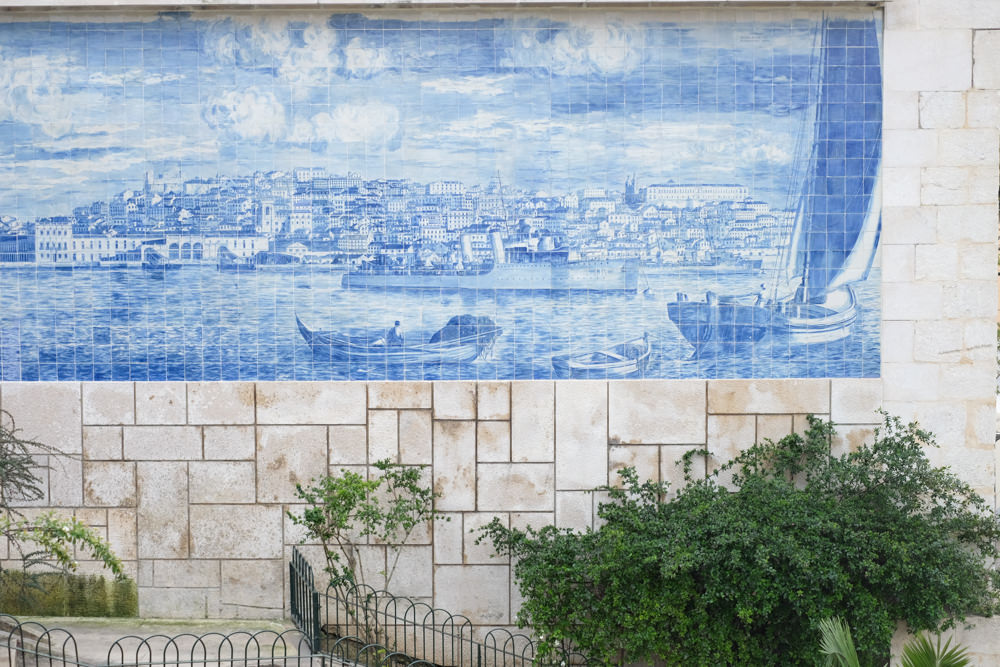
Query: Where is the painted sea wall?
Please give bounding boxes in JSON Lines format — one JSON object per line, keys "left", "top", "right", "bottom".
{"left": 0, "top": 8, "right": 882, "bottom": 381}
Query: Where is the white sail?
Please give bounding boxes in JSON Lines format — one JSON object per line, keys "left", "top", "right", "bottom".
{"left": 825, "top": 172, "right": 881, "bottom": 292}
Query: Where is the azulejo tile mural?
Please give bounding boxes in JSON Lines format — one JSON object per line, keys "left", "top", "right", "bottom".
{"left": 0, "top": 8, "right": 881, "bottom": 381}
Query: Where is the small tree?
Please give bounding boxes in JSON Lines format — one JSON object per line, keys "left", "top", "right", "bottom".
{"left": 0, "top": 410, "right": 127, "bottom": 603}
{"left": 289, "top": 459, "right": 445, "bottom": 595}
{"left": 481, "top": 414, "right": 1000, "bottom": 666}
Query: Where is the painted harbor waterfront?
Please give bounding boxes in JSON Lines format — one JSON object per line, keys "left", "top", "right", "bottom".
{"left": 0, "top": 10, "right": 882, "bottom": 381}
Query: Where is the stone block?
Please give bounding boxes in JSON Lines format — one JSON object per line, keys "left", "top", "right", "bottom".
{"left": 609, "top": 380, "right": 705, "bottom": 444}
{"left": 918, "top": 0, "right": 1000, "bottom": 28}
{"left": 220, "top": 559, "right": 283, "bottom": 607}
{"left": 883, "top": 90, "right": 918, "bottom": 130}
{"left": 83, "top": 426, "right": 122, "bottom": 460}
{"left": 707, "top": 379, "right": 829, "bottom": 415}
{"left": 830, "top": 379, "right": 883, "bottom": 424}
{"left": 137, "top": 462, "right": 189, "bottom": 559}
{"left": 74, "top": 507, "right": 107, "bottom": 527}
{"left": 190, "top": 461, "right": 256, "bottom": 504}
{"left": 433, "top": 512, "right": 463, "bottom": 565}
{"left": 942, "top": 280, "right": 996, "bottom": 319}
{"left": 881, "top": 363, "right": 941, "bottom": 402}
{"left": 432, "top": 421, "right": 476, "bottom": 511}
{"left": 880, "top": 244, "right": 914, "bottom": 283}
{"left": 918, "top": 91, "right": 966, "bottom": 128}
{"left": 256, "top": 381, "right": 366, "bottom": 424}
{"left": 368, "top": 410, "right": 399, "bottom": 462}
{"left": 882, "top": 167, "right": 921, "bottom": 207}
{"left": 706, "top": 414, "right": 757, "bottom": 467}
{"left": 608, "top": 445, "right": 660, "bottom": 487}
{"left": 885, "top": 30, "right": 971, "bottom": 92}
{"left": 965, "top": 320, "right": 998, "bottom": 361}
{"left": 958, "top": 243, "right": 997, "bottom": 281}
{"left": 187, "top": 383, "right": 255, "bottom": 425}
{"left": 922, "top": 166, "right": 998, "bottom": 206}
{"left": 831, "top": 425, "right": 877, "bottom": 458}
{"left": 881, "top": 282, "right": 944, "bottom": 320}
{"left": 137, "top": 560, "right": 153, "bottom": 587}
{"left": 662, "top": 445, "right": 705, "bottom": 493}
{"left": 398, "top": 410, "right": 432, "bottom": 465}
{"left": 477, "top": 382, "right": 510, "bottom": 420}
{"left": 368, "top": 381, "right": 432, "bottom": 409}
{"left": 139, "top": 588, "right": 210, "bottom": 619}
{"left": 477, "top": 421, "right": 510, "bottom": 462}
{"left": 913, "top": 243, "right": 958, "bottom": 281}
{"left": 937, "top": 129, "right": 1000, "bottom": 167}
{"left": 203, "top": 425, "right": 255, "bottom": 460}
{"left": 477, "top": 463, "right": 553, "bottom": 512}
{"left": 256, "top": 425, "right": 327, "bottom": 503}
{"left": 555, "top": 490, "right": 593, "bottom": 531}
{"left": 49, "top": 456, "right": 83, "bottom": 507}
{"left": 511, "top": 382, "right": 554, "bottom": 462}
{"left": 435, "top": 565, "right": 509, "bottom": 626}
{"left": 464, "top": 513, "right": 505, "bottom": 565}
{"left": 190, "top": 505, "right": 283, "bottom": 559}
{"left": 107, "top": 508, "right": 137, "bottom": 561}
{"left": 881, "top": 321, "right": 915, "bottom": 364}
{"left": 881, "top": 206, "right": 936, "bottom": 245}
{"left": 967, "top": 90, "right": 1000, "bottom": 128}
{"left": 391, "top": 546, "right": 433, "bottom": 598}
{"left": 2, "top": 383, "right": 82, "bottom": 453}
{"left": 329, "top": 424, "right": 368, "bottom": 465}
{"left": 940, "top": 362, "right": 996, "bottom": 401}
{"left": 555, "top": 381, "right": 607, "bottom": 490}
{"left": 756, "top": 415, "right": 793, "bottom": 443}
{"left": 974, "top": 29, "right": 1000, "bottom": 88}
{"left": 153, "top": 559, "right": 221, "bottom": 588}
{"left": 83, "top": 461, "right": 136, "bottom": 507}
{"left": 912, "top": 320, "right": 965, "bottom": 363}
{"left": 82, "top": 383, "right": 135, "bottom": 425}
{"left": 882, "top": 129, "right": 938, "bottom": 167}
{"left": 433, "top": 382, "right": 476, "bottom": 420}
{"left": 135, "top": 383, "right": 187, "bottom": 425}
{"left": 124, "top": 426, "right": 202, "bottom": 460}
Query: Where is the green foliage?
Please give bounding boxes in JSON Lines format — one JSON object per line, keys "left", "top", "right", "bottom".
{"left": 480, "top": 414, "right": 1000, "bottom": 666}
{"left": 900, "top": 633, "right": 971, "bottom": 667}
{"left": 0, "top": 409, "right": 129, "bottom": 608}
{"left": 289, "top": 459, "right": 446, "bottom": 593}
{"left": 0, "top": 571, "right": 137, "bottom": 616}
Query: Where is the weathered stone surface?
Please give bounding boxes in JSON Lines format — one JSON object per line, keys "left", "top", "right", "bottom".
{"left": 49, "top": 456, "right": 83, "bottom": 507}
{"left": 883, "top": 129, "right": 938, "bottom": 167}
{"left": 138, "top": 588, "right": 211, "bottom": 619}
{"left": 881, "top": 321, "right": 915, "bottom": 364}
{"left": 124, "top": 426, "right": 202, "bottom": 460}
{"left": 83, "top": 426, "right": 122, "bottom": 460}
{"left": 107, "top": 508, "right": 137, "bottom": 561}
{"left": 204, "top": 425, "right": 255, "bottom": 460}
{"left": 187, "top": 383, "right": 255, "bottom": 425}
{"left": 256, "top": 382, "right": 366, "bottom": 424}
{"left": 881, "top": 363, "right": 941, "bottom": 402}
{"left": 368, "top": 410, "right": 399, "bottom": 461}
{"left": 608, "top": 445, "right": 659, "bottom": 487}
{"left": 974, "top": 29, "right": 1000, "bottom": 88}
{"left": 882, "top": 166, "right": 921, "bottom": 207}
{"left": 190, "top": 461, "right": 256, "bottom": 504}
{"left": 135, "top": 383, "right": 187, "bottom": 425}
{"left": 555, "top": 490, "right": 593, "bottom": 531}
{"left": 831, "top": 425, "right": 876, "bottom": 457}
{"left": 708, "top": 379, "right": 829, "bottom": 415}
{"left": 463, "top": 513, "right": 505, "bottom": 565}
{"left": 609, "top": 380, "right": 705, "bottom": 444}
{"left": 2, "top": 383, "right": 82, "bottom": 453}
{"left": 83, "top": 461, "right": 136, "bottom": 507}
{"left": 256, "top": 425, "right": 327, "bottom": 503}
{"left": 329, "top": 424, "right": 368, "bottom": 465}
{"left": 433, "top": 512, "right": 463, "bottom": 565}
{"left": 885, "top": 30, "right": 971, "bottom": 92}
{"left": 756, "top": 415, "right": 793, "bottom": 443}
{"left": 662, "top": 445, "right": 705, "bottom": 493}
{"left": 433, "top": 382, "right": 476, "bottom": 420}
{"left": 74, "top": 507, "right": 107, "bottom": 527}
{"left": 706, "top": 414, "right": 756, "bottom": 484}
{"left": 432, "top": 421, "right": 476, "bottom": 511}
{"left": 555, "top": 381, "right": 607, "bottom": 490}
{"left": 918, "top": 91, "right": 966, "bottom": 129}
{"left": 883, "top": 90, "right": 918, "bottom": 130}
{"left": 477, "top": 421, "right": 510, "bottom": 462}
{"left": 369, "top": 382, "right": 432, "bottom": 409}
{"left": 477, "top": 463, "right": 553, "bottom": 512}
{"left": 390, "top": 546, "right": 433, "bottom": 598}
{"left": 154, "top": 559, "right": 221, "bottom": 588}
{"left": 398, "top": 410, "right": 432, "bottom": 465}
{"left": 511, "top": 382, "right": 554, "bottom": 462}
{"left": 190, "top": 505, "right": 283, "bottom": 559}
{"left": 435, "top": 565, "right": 509, "bottom": 625}
{"left": 137, "top": 462, "right": 189, "bottom": 559}
{"left": 82, "top": 383, "right": 135, "bottom": 425}
{"left": 922, "top": 166, "right": 998, "bottom": 206}
{"left": 220, "top": 559, "right": 283, "bottom": 607}
{"left": 477, "top": 382, "right": 510, "bottom": 420}
{"left": 830, "top": 379, "right": 883, "bottom": 424}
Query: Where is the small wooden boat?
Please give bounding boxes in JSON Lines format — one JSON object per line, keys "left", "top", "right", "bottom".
{"left": 551, "top": 333, "right": 652, "bottom": 378}
{"left": 295, "top": 314, "right": 502, "bottom": 365}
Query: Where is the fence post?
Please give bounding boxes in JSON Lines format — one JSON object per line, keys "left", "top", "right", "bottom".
{"left": 312, "top": 590, "right": 322, "bottom": 650}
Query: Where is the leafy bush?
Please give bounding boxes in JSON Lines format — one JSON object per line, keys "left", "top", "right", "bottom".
{"left": 480, "top": 414, "right": 1000, "bottom": 666}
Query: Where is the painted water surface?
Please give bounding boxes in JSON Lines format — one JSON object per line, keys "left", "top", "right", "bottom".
{"left": 0, "top": 10, "right": 882, "bottom": 381}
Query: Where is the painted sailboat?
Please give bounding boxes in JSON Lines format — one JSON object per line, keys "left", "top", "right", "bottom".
{"left": 668, "top": 16, "right": 882, "bottom": 352}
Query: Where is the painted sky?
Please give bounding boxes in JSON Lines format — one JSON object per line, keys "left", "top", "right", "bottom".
{"left": 0, "top": 10, "right": 879, "bottom": 218}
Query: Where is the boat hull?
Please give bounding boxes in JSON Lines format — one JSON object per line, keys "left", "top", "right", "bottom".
{"left": 551, "top": 335, "right": 652, "bottom": 378}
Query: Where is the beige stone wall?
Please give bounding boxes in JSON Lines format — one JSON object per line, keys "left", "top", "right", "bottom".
{"left": 0, "top": 378, "right": 883, "bottom": 621}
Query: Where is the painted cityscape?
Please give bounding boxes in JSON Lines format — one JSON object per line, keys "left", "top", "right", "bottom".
{"left": 0, "top": 9, "right": 882, "bottom": 381}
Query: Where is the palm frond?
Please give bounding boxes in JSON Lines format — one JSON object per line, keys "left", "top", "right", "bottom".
{"left": 818, "top": 616, "right": 861, "bottom": 667}
{"left": 900, "top": 632, "right": 971, "bottom": 667}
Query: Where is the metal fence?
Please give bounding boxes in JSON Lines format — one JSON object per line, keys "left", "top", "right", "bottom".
{"left": 289, "top": 548, "right": 586, "bottom": 667}
{"left": 0, "top": 615, "right": 327, "bottom": 667}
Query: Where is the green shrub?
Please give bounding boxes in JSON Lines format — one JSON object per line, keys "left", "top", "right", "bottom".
{"left": 0, "top": 571, "right": 138, "bottom": 616}
{"left": 480, "top": 414, "right": 1000, "bottom": 666}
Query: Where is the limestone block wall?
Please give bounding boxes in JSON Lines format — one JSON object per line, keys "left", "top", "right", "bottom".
{"left": 0, "top": 378, "right": 882, "bottom": 621}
